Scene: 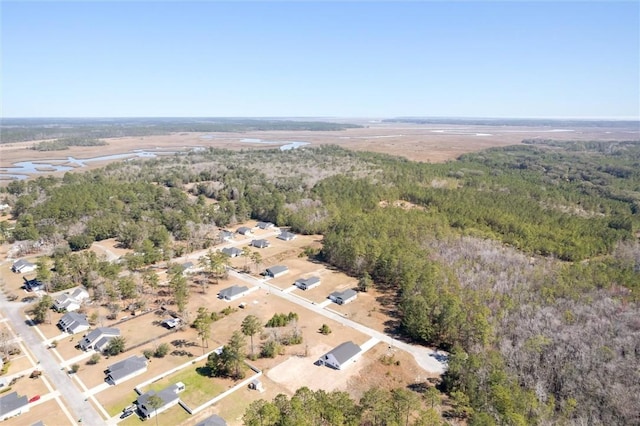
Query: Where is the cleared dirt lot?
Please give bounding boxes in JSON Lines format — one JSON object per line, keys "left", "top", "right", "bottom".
{"left": 3, "top": 398, "right": 73, "bottom": 426}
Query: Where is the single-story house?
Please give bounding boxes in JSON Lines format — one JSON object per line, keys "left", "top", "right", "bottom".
{"left": 181, "top": 261, "right": 196, "bottom": 274}
{"left": 218, "top": 285, "right": 250, "bottom": 301}
{"left": 250, "top": 239, "right": 270, "bottom": 249}
{"left": 0, "top": 391, "right": 29, "bottom": 421}
{"left": 23, "top": 277, "right": 44, "bottom": 292}
{"left": 78, "top": 327, "right": 120, "bottom": 352}
{"left": 265, "top": 265, "right": 289, "bottom": 278}
{"left": 195, "top": 414, "right": 227, "bottom": 426}
{"left": 11, "top": 259, "right": 36, "bottom": 274}
{"left": 105, "top": 355, "right": 148, "bottom": 385}
{"left": 162, "top": 317, "right": 181, "bottom": 329}
{"left": 277, "top": 231, "right": 296, "bottom": 241}
{"left": 57, "top": 312, "right": 90, "bottom": 335}
{"left": 236, "top": 226, "right": 252, "bottom": 236}
{"left": 221, "top": 247, "right": 243, "bottom": 258}
{"left": 328, "top": 289, "right": 358, "bottom": 305}
{"left": 318, "top": 341, "right": 362, "bottom": 370}
{"left": 137, "top": 383, "right": 184, "bottom": 419}
{"left": 220, "top": 230, "right": 234, "bottom": 241}
{"left": 256, "top": 221, "right": 275, "bottom": 230}
{"left": 294, "top": 276, "right": 321, "bottom": 291}
{"left": 53, "top": 287, "right": 89, "bottom": 312}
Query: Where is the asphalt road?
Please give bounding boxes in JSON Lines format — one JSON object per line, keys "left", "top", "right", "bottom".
{"left": 0, "top": 299, "right": 106, "bottom": 426}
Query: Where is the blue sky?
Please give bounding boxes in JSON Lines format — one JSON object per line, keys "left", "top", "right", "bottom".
{"left": 2, "top": 1, "right": 639, "bottom": 118}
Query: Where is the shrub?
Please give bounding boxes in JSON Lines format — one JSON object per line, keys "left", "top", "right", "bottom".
{"left": 155, "top": 343, "right": 170, "bottom": 358}
{"left": 319, "top": 324, "right": 332, "bottom": 335}
{"left": 87, "top": 353, "right": 101, "bottom": 365}
{"left": 143, "top": 349, "right": 154, "bottom": 359}
{"left": 260, "top": 340, "right": 281, "bottom": 358}
{"left": 70, "top": 364, "right": 80, "bottom": 374}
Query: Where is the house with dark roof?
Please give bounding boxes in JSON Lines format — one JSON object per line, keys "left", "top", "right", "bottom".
{"left": 250, "top": 239, "right": 270, "bottom": 249}
{"left": 57, "top": 312, "right": 90, "bottom": 334}
{"left": 78, "top": 327, "right": 120, "bottom": 352}
{"left": 221, "top": 247, "right": 243, "bottom": 258}
{"left": 218, "top": 285, "right": 249, "bottom": 301}
{"left": 105, "top": 355, "right": 148, "bottom": 385}
{"left": 53, "top": 287, "right": 89, "bottom": 312}
{"left": 0, "top": 391, "right": 29, "bottom": 420}
{"left": 328, "top": 289, "right": 358, "bottom": 305}
{"left": 236, "top": 226, "right": 252, "bottom": 236}
{"left": 23, "top": 277, "right": 44, "bottom": 292}
{"left": 265, "top": 265, "right": 289, "bottom": 278}
{"left": 294, "top": 276, "right": 321, "bottom": 291}
{"left": 256, "top": 221, "right": 275, "bottom": 230}
{"left": 277, "top": 231, "right": 296, "bottom": 241}
{"left": 220, "top": 230, "right": 234, "bottom": 241}
{"left": 11, "top": 259, "right": 36, "bottom": 274}
{"left": 195, "top": 414, "right": 227, "bottom": 426}
{"left": 136, "top": 383, "right": 184, "bottom": 419}
{"left": 318, "top": 341, "right": 362, "bottom": 370}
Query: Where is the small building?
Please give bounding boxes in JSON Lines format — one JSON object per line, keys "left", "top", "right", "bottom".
{"left": 294, "top": 276, "right": 321, "bottom": 291}
{"left": 256, "top": 222, "right": 275, "bottom": 230}
{"left": 105, "top": 355, "right": 148, "bottom": 385}
{"left": 221, "top": 247, "right": 243, "bottom": 258}
{"left": 78, "top": 327, "right": 120, "bottom": 352}
{"left": 53, "top": 287, "right": 89, "bottom": 312}
{"left": 11, "top": 259, "right": 36, "bottom": 274}
{"left": 23, "top": 277, "right": 44, "bottom": 292}
{"left": 318, "top": 341, "right": 362, "bottom": 370}
{"left": 328, "top": 289, "right": 358, "bottom": 305}
{"left": 220, "top": 230, "right": 234, "bottom": 241}
{"left": 249, "top": 378, "right": 264, "bottom": 393}
{"left": 265, "top": 265, "right": 289, "bottom": 278}
{"left": 0, "top": 391, "right": 29, "bottom": 421}
{"left": 181, "top": 261, "right": 196, "bottom": 274}
{"left": 218, "top": 285, "right": 249, "bottom": 301}
{"left": 195, "top": 414, "right": 228, "bottom": 426}
{"left": 57, "top": 312, "right": 90, "bottom": 335}
{"left": 277, "top": 231, "right": 296, "bottom": 241}
{"left": 162, "top": 317, "right": 181, "bottom": 329}
{"left": 136, "top": 383, "right": 184, "bottom": 419}
{"left": 250, "top": 239, "right": 270, "bottom": 249}
{"left": 236, "top": 226, "right": 252, "bottom": 236}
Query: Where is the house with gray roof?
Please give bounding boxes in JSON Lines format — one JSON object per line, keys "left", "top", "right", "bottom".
{"left": 250, "top": 239, "right": 270, "bottom": 249}
{"left": 136, "top": 383, "right": 184, "bottom": 419}
{"left": 328, "top": 289, "right": 358, "bottom": 305}
{"left": 265, "top": 265, "right": 289, "bottom": 278}
{"left": 318, "top": 341, "right": 362, "bottom": 370}
{"left": 221, "top": 247, "right": 243, "bottom": 258}
{"left": 79, "top": 327, "right": 120, "bottom": 352}
{"left": 195, "top": 414, "right": 227, "bottom": 426}
{"left": 0, "top": 391, "right": 29, "bottom": 420}
{"left": 256, "top": 221, "right": 275, "bottom": 230}
{"left": 236, "top": 226, "right": 252, "bottom": 236}
{"left": 220, "top": 230, "right": 234, "bottom": 241}
{"left": 106, "top": 355, "right": 148, "bottom": 385}
{"left": 295, "top": 276, "right": 321, "bottom": 291}
{"left": 218, "top": 285, "right": 249, "bottom": 301}
{"left": 53, "top": 287, "right": 89, "bottom": 312}
{"left": 277, "top": 231, "right": 296, "bottom": 241}
{"left": 57, "top": 312, "right": 90, "bottom": 334}
{"left": 11, "top": 259, "right": 36, "bottom": 274}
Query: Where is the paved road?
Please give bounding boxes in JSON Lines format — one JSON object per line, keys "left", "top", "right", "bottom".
{"left": 0, "top": 299, "right": 106, "bottom": 425}
{"left": 228, "top": 269, "right": 447, "bottom": 374}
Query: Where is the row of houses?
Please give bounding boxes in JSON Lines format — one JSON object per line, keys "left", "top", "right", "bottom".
{"left": 57, "top": 312, "right": 122, "bottom": 351}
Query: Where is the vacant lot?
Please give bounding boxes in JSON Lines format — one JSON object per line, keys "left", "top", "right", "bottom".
{"left": 3, "top": 398, "right": 73, "bottom": 426}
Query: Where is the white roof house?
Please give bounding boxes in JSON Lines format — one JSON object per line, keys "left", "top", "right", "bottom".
{"left": 318, "top": 341, "right": 362, "bottom": 370}
{"left": 106, "top": 355, "right": 148, "bottom": 385}
{"left": 11, "top": 259, "right": 36, "bottom": 274}
{"left": 328, "top": 289, "right": 358, "bottom": 305}
{"left": 57, "top": 312, "right": 90, "bottom": 335}
{"left": 265, "top": 265, "right": 289, "bottom": 278}
{"left": 53, "top": 287, "right": 89, "bottom": 312}
{"left": 218, "top": 285, "right": 249, "bottom": 301}
{"left": 294, "top": 276, "right": 321, "bottom": 291}
{"left": 78, "top": 327, "right": 120, "bottom": 352}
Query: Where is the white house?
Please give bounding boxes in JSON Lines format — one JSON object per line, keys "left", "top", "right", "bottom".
{"left": 328, "top": 289, "right": 358, "bottom": 305}
{"left": 221, "top": 247, "right": 243, "bottom": 258}
{"left": 218, "top": 285, "right": 250, "bottom": 301}
{"left": 57, "top": 312, "right": 90, "bottom": 335}
{"left": 256, "top": 222, "right": 275, "bottom": 230}
{"left": 236, "top": 226, "right": 252, "bottom": 236}
{"left": 53, "top": 287, "right": 89, "bottom": 312}
{"left": 277, "top": 231, "right": 296, "bottom": 241}
{"left": 11, "top": 259, "right": 36, "bottom": 274}
{"left": 0, "top": 391, "right": 29, "bottom": 421}
{"left": 78, "top": 327, "right": 120, "bottom": 352}
{"left": 106, "top": 355, "right": 148, "bottom": 385}
{"left": 294, "top": 276, "right": 321, "bottom": 291}
{"left": 265, "top": 265, "right": 289, "bottom": 278}
{"left": 250, "top": 239, "right": 270, "bottom": 249}
{"left": 318, "top": 341, "right": 362, "bottom": 370}
{"left": 137, "top": 383, "right": 184, "bottom": 419}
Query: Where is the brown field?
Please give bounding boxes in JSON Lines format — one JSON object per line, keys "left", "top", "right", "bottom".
{"left": 3, "top": 398, "right": 74, "bottom": 426}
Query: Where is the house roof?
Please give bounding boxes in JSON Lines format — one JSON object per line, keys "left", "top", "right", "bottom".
{"left": 330, "top": 289, "right": 358, "bottom": 300}
{"left": 220, "top": 230, "right": 234, "bottom": 238}
{"left": 296, "top": 276, "right": 320, "bottom": 286}
{"left": 266, "top": 265, "right": 288, "bottom": 275}
{"left": 195, "top": 414, "right": 227, "bottom": 426}
{"left": 137, "top": 384, "right": 181, "bottom": 415}
{"left": 257, "top": 221, "right": 274, "bottom": 229}
{"left": 70, "top": 288, "right": 89, "bottom": 300}
{"left": 0, "top": 391, "right": 28, "bottom": 416}
{"left": 12, "top": 259, "right": 35, "bottom": 270}
{"left": 325, "top": 341, "right": 362, "bottom": 365}
{"left": 251, "top": 239, "right": 269, "bottom": 248}
{"left": 236, "top": 226, "right": 252, "bottom": 234}
{"left": 81, "top": 327, "right": 120, "bottom": 346}
{"left": 182, "top": 261, "right": 194, "bottom": 270}
{"left": 59, "top": 312, "right": 89, "bottom": 330}
{"left": 221, "top": 247, "right": 242, "bottom": 256}
{"left": 277, "top": 231, "right": 296, "bottom": 240}
{"left": 107, "top": 355, "right": 147, "bottom": 382}
{"left": 23, "top": 278, "right": 44, "bottom": 290}
{"left": 218, "top": 285, "right": 249, "bottom": 299}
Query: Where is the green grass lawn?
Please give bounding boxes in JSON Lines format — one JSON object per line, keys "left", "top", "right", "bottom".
{"left": 103, "top": 390, "right": 140, "bottom": 417}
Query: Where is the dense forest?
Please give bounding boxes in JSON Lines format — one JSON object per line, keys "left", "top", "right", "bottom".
{"left": 2, "top": 140, "right": 639, "bottom": 425}
{"left": 0, "top": 118, "right": 361, "bottom": 143}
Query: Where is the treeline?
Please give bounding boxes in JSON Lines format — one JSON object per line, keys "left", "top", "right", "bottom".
{"left": 0, "top": 118, "right": 362, "bottom": 143}
{"left": 30, "top": 137, "right": 107, "bottom": 151}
